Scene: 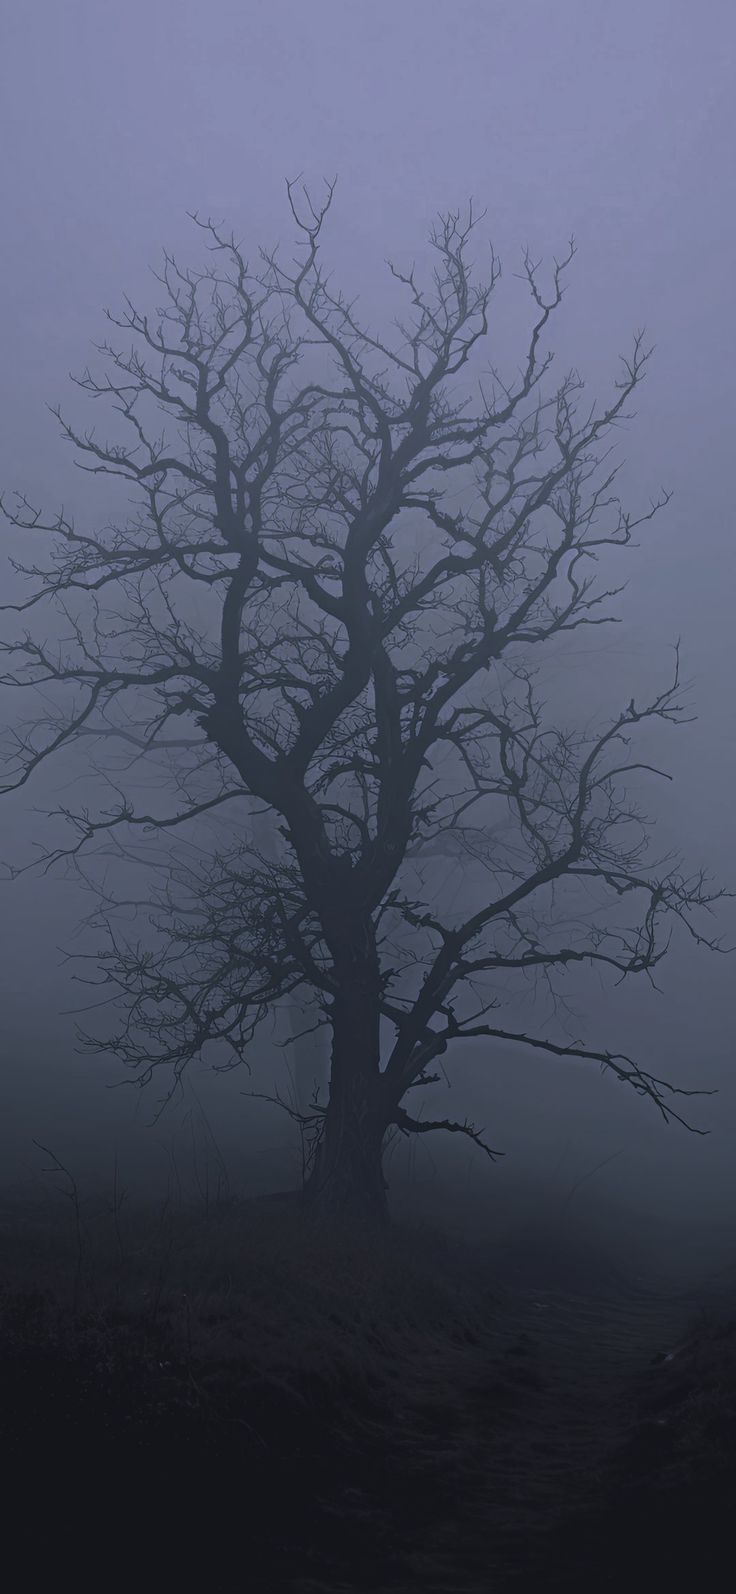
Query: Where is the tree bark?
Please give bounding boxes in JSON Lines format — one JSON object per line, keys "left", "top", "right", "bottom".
{"left": 305, "top": 966, "right": 389, "bottom": 1223}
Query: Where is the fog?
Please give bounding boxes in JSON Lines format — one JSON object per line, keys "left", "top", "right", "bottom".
{"left": 1, "top": 1, "right": 734, "bottom": 1285}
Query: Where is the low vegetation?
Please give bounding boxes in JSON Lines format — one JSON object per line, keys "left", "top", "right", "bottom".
{"left": 3, "top": 1179, "right": 735, "bottom": 1589}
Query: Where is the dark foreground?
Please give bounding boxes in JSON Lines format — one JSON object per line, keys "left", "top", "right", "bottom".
{"left": 1, "top": 1190, "right": 734, "bottom": 1591}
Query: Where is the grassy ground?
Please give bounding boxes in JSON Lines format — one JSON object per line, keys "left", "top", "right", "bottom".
{"left": 1, "top": 1185, "right": 735, "bottom": 1590}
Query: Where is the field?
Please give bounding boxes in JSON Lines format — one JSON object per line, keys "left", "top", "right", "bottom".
{"left": 2, "top": 1184, "right": 734, "bottom": 1590}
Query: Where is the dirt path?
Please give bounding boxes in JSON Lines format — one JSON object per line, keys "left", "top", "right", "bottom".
{"left": 366, "top": 1256, "right": 702, "bottom": 1592}
{"left": 474, "top": 1273, "right": 689, "bottom": 1586}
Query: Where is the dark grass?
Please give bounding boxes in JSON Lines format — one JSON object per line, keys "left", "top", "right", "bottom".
{"left": 2, "top": 1185, "right": 735, "bottom": 1590}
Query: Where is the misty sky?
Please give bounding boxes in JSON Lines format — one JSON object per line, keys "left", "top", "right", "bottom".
{"left": 1, "top": 2, "right": 734, "bottom": 1261}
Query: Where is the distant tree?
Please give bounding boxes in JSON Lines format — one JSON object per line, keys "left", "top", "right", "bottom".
{"left": 0, "top": 184, "right": 726, "bottom": 1220}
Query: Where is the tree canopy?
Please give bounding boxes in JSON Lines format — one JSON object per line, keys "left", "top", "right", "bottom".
{"left": 1, "top": 184, "right": 726, "bottom": 1216}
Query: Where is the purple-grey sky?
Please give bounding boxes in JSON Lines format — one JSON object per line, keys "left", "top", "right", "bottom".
{"left": 1, "top": 1, "right": 734, "bottom": 1267}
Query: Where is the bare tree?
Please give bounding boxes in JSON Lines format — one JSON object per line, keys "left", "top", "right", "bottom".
{"left": 0, "top": 184, "right": 726, "bottom": 1220}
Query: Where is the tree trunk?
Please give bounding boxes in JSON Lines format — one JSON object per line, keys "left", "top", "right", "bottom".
{"left": 305, "top": 973, "right": 389, "bottom": 1224}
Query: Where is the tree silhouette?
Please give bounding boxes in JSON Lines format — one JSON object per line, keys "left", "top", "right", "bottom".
{"left": 0, "top": 184, "right": 725, "bottom": 1219}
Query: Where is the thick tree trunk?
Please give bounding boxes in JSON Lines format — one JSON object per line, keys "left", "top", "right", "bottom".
{"left": 307, "top": 1096, "right": 388, "bottom": 1222}
{"left": 305, "top": 971, "right": 389, "bottom": 1223}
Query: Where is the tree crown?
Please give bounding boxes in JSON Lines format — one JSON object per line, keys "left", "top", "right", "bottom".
{"left": 1, "top": 184, "right": 726, "bottom": 1152}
